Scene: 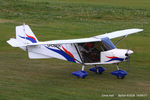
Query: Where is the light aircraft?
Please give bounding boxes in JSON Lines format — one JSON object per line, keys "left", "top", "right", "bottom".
{"left": 7, "top": 24, "right": 143, "bottom": 79}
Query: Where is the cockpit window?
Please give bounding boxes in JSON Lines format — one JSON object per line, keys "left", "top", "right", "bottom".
{"left": 76, "top": 38, "right": 115, "bottom": 63}
{"left": 101, "top": 37, "right": 116, "bottom": 51}
{"left": 77, "top": 42, "right": 101, "bottom": 63}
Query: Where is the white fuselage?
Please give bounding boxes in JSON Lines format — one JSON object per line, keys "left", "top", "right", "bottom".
{"left": 27, "top": 43, "right": 133, "bottom": 66}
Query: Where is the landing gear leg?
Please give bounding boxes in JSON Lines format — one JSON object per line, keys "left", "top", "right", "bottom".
{"left": 116, "top": 63, "right": 120, "bottom": 70}
{"left": 82, "top": 65, "right": 85, "bottom": 71}
{"left": 111, "top": 63, "right": 127, "bottom": 79}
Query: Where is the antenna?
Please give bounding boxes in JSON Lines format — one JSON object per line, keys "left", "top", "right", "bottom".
{"left": 23, "top": 23, "right": 27, "bottom": 44}
{"left": 23, "top": 23, "right": 28, "bottom": 51}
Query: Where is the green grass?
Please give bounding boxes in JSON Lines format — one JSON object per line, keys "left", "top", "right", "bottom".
{"left": 0, "top": 0, "right": 150, "bottom": 100}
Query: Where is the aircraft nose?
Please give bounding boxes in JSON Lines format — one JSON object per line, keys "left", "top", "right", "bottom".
{"left": 128, "top": 50, "right": 134, "bottom": 54}
{"left": 125, "top": 50, "right": 134, "bottom": 56}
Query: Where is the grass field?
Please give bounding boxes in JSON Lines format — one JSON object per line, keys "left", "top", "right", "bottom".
{"left": 0, "top": 0, "right": 150, "bottom": 100}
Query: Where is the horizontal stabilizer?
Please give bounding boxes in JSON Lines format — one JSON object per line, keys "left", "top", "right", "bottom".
{"left": 7, "top": 38, "right": 27, "bottom": 47}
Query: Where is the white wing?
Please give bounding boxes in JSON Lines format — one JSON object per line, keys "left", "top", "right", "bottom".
{"left": 28, "top": 28, "right": 143, "bottom": 46}
{"left": 93, "top": 29, "right": 143, "bottom": 39}
{"left": 28, "top": 37, "right": 101, "bottom": 45}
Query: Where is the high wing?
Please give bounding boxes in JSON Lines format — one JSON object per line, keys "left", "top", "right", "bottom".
{"left": 27, "top": 28, "right": 143, "bottom": 46}
{"left": 93, "top": 28, "right": 143, "bottom": 39}
{"left": 27, "top": 37, "right": 101, "bottom": 46}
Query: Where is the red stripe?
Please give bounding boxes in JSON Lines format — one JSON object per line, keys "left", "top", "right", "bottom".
{"left": 26, "top": 33, "right": 37, "bottom": 41}
{"left": 106, "top": 56, "right": 117, "bottom": 59}
{"left": 62, "top": 46, "right": 75, "bottom": 61}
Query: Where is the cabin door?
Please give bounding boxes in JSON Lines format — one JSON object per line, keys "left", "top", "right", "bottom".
{"left": 77, "top": 42, "right": 103, "bottom": 63}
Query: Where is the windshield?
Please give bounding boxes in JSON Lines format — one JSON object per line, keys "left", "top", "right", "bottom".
{"left": 101, "top": 37, "right": 116, "bottom": 51}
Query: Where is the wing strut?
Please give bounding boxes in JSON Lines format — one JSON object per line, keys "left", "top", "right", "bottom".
{"left": 114, "top": 35, "right": 128, "bottom": 46}
{"left": 74, "top": 44, "right": 84, "bottom": 65}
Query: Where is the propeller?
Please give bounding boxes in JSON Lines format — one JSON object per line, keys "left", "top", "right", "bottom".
{"left": 125, "top": 49, "right": 133, "bottom": 71}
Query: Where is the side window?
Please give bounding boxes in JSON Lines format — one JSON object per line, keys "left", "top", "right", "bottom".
{"left": 101, "top": 37, "right": 116, "bottom": 51}
{"left": 77, "top": 42, "right": 101, "bottom": 63}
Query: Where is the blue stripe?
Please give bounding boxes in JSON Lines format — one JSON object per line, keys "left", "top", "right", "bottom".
{"left": 46, "top": 46, "right": 76, "bottom": 63}
{"left": 106, "top": 58, "right": 124, "bottom": 62}
{"left": 19, "top": 36, "right": 37, "bottom": 43}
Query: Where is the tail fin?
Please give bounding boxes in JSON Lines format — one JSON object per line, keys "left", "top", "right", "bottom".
{"left": 7, "top": 24, "right": 38, "bottom": 49}
{"left": 16, "top": 24, "right": 38, "bottom": 44}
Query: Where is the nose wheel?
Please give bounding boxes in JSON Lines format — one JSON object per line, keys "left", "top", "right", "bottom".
{"left": 111, "top": 70, "right": 127, "bottom": 79}
{"left": 111, "top": 63, "right": 127, "bottom": 79}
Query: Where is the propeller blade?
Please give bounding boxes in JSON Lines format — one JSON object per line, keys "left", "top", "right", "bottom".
{"left": 126, "top": 54, "right": 130, "bottom": 71}
{"left": 125, "top": 49, "right": 132, "bottom": 71}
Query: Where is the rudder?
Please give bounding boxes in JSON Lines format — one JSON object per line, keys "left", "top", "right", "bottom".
{"left": 16, "top": 24, "right": 38, "bottom": 44}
